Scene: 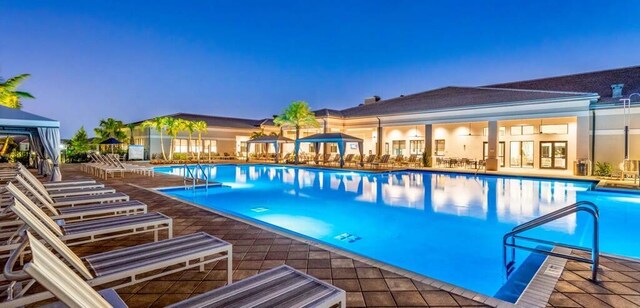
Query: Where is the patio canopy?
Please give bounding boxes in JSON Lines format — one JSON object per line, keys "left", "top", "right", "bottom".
{"left": 246, "top": 135, "right": 294, "bottom": 163}
{"left": 0, "top": 105, "right": 62, "bottom": 181}
{"left": 295, "top": 132, "right": 364, "bottom": 168}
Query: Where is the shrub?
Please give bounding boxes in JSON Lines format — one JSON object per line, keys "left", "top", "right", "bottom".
{"left": 594, "top": 161, "right": 613, "bottom": 177}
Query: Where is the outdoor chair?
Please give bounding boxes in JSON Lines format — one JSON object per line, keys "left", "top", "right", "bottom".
{"left": 1, "top": 200, "right": 231, "bottom": 307}
{"left": 8, "top": 175, "right": 147, "bottom": 221}
{"left": 9, "top": 232, "right": 345, "bottom": 308}
{"left": 3, "top": 185, "right": 171, "bottom": 248}
{"left": 16, "top": 171, "right": 130, "bottom": 207}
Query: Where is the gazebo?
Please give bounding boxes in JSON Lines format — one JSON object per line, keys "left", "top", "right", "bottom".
{"left": 0, "top": 105, "right": 62, "bottom": 181}
{"left": 246, "top": 135, "right": 294, "bottom": 163}
{"left": 295, "top": 132, "right": 364, "bottom": 168}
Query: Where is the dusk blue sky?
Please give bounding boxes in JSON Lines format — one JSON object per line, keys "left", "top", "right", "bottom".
{"left": 2, "top": 1, "right": 640, "bottom": 137}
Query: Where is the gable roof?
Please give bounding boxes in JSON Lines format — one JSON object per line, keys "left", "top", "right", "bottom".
{"left": 314, "top": 108, "right": 343, "bottom": 118}
{"left": 339, "top": 86, "right": 595, "bottom": 118}
{"left": 488, "top": 65, "right": 640, "bottom": 103}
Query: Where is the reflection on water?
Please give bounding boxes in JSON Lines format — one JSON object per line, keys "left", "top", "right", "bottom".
{"left": 164, "top": 164, "right": 591, "bottom": 234}
{"left": 158, "top": 164, "right": 615, "bottom": 297}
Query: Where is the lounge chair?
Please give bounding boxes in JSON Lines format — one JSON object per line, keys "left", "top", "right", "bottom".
{"left": 343, "top": 154, "right": 355, "bottom": 166}
{"left": 10, "top": 232, "right": 345, "bottom": 308}
{"left": 11, "top": 176, "right": 146, "bottom": 220}
{"left": 43, "top": 178, "right": 97, "bottom": 187}
{"left": 0, "top": 178, "right": 147, "bottom": 225}
{"left": 5, "top": 187, "right": 171, "bottom": 247}
{"left": 405, "top": 154, "right": 419, "bottom": 167}
{"left": 2, "top": 205, "right": 231, "bottom": 307}
{"left": 45, "top": 181, "right": 105, "bottom": 191}
{"left": 393, "top": 154, "right": 405, "bottom": 167}
{"left": 16, "top": 172, "right": 129, "bottom": 207}
{"left": 363, "top": 154, "right": 377, "bottom": 168}
{"left": 371, "top": 154, "right": 391, "bottom": 169}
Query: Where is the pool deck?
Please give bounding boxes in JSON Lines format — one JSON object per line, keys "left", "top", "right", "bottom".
{"left": 40, "top": 164, "right": 640, "bottom": 307}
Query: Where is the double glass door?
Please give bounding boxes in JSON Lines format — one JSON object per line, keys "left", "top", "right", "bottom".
{"left": 510, "top": 141, "right": 534, "bottom": 168}
{"left": 483, "top": 142, "right": 505, "bottom": 167}
{"left": 540, "top": 141, "right": 567, "bottom": 169}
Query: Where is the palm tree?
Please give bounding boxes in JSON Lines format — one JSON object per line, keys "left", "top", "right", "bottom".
{"left": 94, "top": 118, "right": 127, "bottom": 141}
{"left": 142, "top": 117, "right": 167, "bottom": 160}
{"left": 182, "top": 120, "right": 197, "bottom": 159}
{"left": 273, "top": 101, "right": 319, "bottom": 163}
{"left": 193, "top": 120, "right": 207, "bottom": 161}
{"left": 126, "top": 123, "right": 138, "bottom": 145}
{"left": 0, "top": 74, "right": 35, "bottom": 109}
{"left": 164, "top": 117, "right": 182, "bottom": 160}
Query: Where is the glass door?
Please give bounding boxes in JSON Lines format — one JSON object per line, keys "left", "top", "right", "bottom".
{"left": 540, "top": 141, "right": 567, "bottom": 169}
{"left": 483, "top": 142, "right": 505, "bottom": 167}
{"left": 510, "top": 141, "right": 534, "bottom": 168}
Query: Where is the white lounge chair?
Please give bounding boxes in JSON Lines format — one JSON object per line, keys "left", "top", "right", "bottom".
{"left": 6, "top": 188, "right": 171, "bottom": 246}
{"left": 1, "top": 199, "right": 231, "bottom": 307}
{"left": 12, "top": 232, "right": 345, "bottom": 308}
{"left": 12, "top": 176, "right": 146, "bottom": 221}
{"left": 16, "top": 172, "right": 129, "bottom": 207}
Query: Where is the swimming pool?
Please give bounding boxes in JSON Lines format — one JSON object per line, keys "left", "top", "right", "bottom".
{"left": 156, "top": 164, "right": 639, "bottom": 301}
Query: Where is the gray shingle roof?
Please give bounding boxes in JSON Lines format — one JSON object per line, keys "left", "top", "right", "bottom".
{"left": 488, "top": 65, "right": 640, "bottom": 103}
{"left": 338, "top": 86, "right": 595, "bottom": 118}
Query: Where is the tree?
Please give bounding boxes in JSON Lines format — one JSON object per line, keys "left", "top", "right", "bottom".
{"left": 94, "top": 118, "right": 127, "bottom": 142}
{"left": 164, "top": 117, "right": 182, "bottom": 160}
{"left": 69, "top": 126, "right": 91, "bottom": 154}
{"left": 142, "top": 117, "right": 168, "bottom": 160}
{"left": 193, "top": 120, "right": 207, "bottom": 161}
{"left": 0, "top": 74, "right": 35, "bottom": 109}
{"left": 182, "top": 120, "right": 196, "bottom": 159}
{"left": 126, "top": 123, "right": 138, "bottom": 145}
{"left": 273, "top": 101, "right": 319, "bottom": 163}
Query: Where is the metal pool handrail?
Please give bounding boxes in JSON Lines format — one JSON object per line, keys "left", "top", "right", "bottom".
{"left": 195, "top": 163, "right": 209, "bottom": 188}
{"left": 183, "top": 163, "right": 209, "bottom": 190}
{"left": 503, "top": 201, "right": 599, "bottom": 281}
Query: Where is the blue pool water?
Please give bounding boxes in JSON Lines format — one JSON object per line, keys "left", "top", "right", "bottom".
{"left": 156, "top": 164, "right": 639, "bottom": 300}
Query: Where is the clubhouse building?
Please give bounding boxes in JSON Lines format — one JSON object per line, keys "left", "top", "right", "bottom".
{"left": 131, "top": 66, "right": 640, "bottom": 175}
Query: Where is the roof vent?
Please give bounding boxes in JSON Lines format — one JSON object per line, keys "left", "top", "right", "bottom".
{"left": 364, "top": 96, "right": 381, "bottom": 105}
{"left": 611, "top": 83, "right": 624, "bottom": 98}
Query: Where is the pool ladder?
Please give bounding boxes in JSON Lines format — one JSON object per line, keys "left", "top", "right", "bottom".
{"left": 503, "top": 201, "right": 599, "bottom": 281}
{"left": 183, "top": 163, "right": 209, "bottom": 190}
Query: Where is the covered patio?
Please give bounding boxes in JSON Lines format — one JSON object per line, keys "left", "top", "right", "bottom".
{"left": 245, "top": 135, "right": 294, "bottom": 163}
{"left": 295, "top": 132, "right": 364, "bottom": 167}
{"left": 0, "top": 105, "right": 62, "bottom": 181}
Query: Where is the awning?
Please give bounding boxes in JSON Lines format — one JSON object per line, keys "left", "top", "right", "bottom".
{"left": 295, "top": 133, "right": 364, "bottom": 167}
{"left": 246, "top": 135, "right": 294, "bottom": 163}
{"left": 0, "top": 105, "right": 62, "bottom": 181}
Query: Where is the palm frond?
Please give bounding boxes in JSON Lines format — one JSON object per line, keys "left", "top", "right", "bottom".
{"left": 14, "top": 91, "right": 35, "bottom": 99}
{"left": 2, "top": 74, "right": 31, "bottom": 90}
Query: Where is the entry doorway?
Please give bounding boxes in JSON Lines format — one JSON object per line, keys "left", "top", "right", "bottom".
{"left": 510, "top": 141, "right": 534, "bottom": 168}
{"left": 540, "top": 141, "right": 567, "bottom": 169}
{"left": 483, "top": 142, "right": 505, "bottom": 167}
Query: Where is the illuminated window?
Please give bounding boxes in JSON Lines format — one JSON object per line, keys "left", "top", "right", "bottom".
{"left": 483, "top": 127, "right": 506, "bottom": 136}
{"left": 435, "top": 139, "right": 445, "bottom": 156}
{"left": 409, "top": 140, "right": 424, "bottom": 154}
{"left": 510, "top": 125, "right": 535, "bottom": 136}
{"left": 173, "top": 139, "right": 188, "bottom": 153}
{"left": 392, "top": 140, "right": 406, "bottom": 155}
{"left": 540, "top": 124, "right": 568, "bottom": 134}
